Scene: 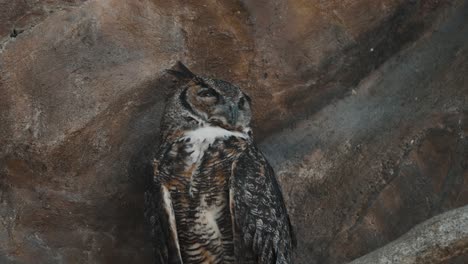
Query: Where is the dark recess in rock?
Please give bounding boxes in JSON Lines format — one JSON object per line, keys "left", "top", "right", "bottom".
{"left": 9, "top": 28, "right": 23, "bottom": 38}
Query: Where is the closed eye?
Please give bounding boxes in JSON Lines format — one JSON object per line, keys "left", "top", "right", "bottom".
{"left": 242, "top": 93, "right": 252, "bottom": 104}
{"left": 238, "top": 97, "right": 246, "bottom": 110}
{"left": 197, "top": 88, "right": 218, "bottom": 98}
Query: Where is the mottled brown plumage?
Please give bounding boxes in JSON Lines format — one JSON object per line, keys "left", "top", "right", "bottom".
{"left": 145, "top": 62, "right": 295, "bottom": 264}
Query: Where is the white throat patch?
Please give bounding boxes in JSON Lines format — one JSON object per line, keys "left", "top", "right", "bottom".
{"left": 184, "top": 126, "right": 247, "bottom": 142}
{"left": 182, "top": 126, "right": 249, "bottom": 196}
{"left": 183, "top": 126, "right": 247, "bottom": 163}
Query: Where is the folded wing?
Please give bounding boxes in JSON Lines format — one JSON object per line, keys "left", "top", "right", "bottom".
{"left": 145, "top": 144, "right": 183, "bottom": 264}
{"left": 230, "top": 145, "right": 296, "bottom": 264}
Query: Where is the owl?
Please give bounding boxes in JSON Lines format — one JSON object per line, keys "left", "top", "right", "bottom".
{"left": 145, "top": 62, "right": 295, "bottom": 264}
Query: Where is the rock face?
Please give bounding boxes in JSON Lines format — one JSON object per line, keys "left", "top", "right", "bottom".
{"left": 0, "top": 0, "right": 467, "bottom": 263}
{"left": 349, "top": 205, "right": 468, "bottom": 264}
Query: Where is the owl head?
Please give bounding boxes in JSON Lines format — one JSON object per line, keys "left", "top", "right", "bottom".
{"left": 161, "top": 62, "right": 252, "bottom": 139}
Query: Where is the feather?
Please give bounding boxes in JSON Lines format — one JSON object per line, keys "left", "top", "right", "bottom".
{"left": 166, "top": 61, "right": 197, "bottom": 80}
{"left": 230, "top": 145, "right": 295, "bottom": 264}
{"left": 145, "top": 144, "right": 183, "bottom": 264}
{"left": 148, "top": 69, "right": 294, "bottom": 263}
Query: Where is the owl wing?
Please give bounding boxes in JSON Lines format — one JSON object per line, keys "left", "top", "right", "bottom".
{"left": 230, "top": 145, "right": 296, "bottom": 264}
{"left": 144, "top": 144, "right": 183, "bottom": 264}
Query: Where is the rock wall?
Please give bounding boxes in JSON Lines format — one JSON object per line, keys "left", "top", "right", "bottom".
{"left": 0, "top": 0, "right": 466, "bottom": 263}
{"left": 349, "top": 205, "right": 468, "bottom": 264}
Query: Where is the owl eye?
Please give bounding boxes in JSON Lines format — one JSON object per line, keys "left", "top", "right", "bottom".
{"left": 197, "top": 88, "right": 217, "bottom": 98}
{"left": 238, "top": 97, "right": 246, "bottom": 110}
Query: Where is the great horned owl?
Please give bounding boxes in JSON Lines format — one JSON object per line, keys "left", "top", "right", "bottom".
{"left": 145, "top": 62, "right": 295, "bottom": 264}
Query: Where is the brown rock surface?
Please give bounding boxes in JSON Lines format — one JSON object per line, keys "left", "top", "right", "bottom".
{"left": 349, "top": 205, "right": 468, "bottom": 264}
{"left": 0, "top": 0, "right": 467, "bottom": 263}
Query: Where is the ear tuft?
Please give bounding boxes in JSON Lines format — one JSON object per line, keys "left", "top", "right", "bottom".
{"left": 166, "top": 61, "right": 196, "bottom": 80}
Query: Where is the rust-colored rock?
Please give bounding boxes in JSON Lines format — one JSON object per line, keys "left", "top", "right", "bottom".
{"left": 0, "top": 0, "right": 467, "bottom": 263}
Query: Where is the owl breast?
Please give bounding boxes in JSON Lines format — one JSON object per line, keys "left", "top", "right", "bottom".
{"left": 158, "top": 127, "right": 249, "bottom": 264}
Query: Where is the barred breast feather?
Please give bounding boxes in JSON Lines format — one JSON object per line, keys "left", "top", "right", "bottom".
{"left": 145, "top": 126, "right": 295, "bottom": 264}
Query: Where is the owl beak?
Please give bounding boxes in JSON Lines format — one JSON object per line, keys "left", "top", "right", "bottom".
{"left": 210, "top": 104, "right": 239, "bottom": 128}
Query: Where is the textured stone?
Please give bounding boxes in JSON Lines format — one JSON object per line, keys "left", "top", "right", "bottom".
{"left": 0, "top": 0, "right": 466, "bottom": 263}
{"left": 348, "top": 205, "right": 468, "bottom": 264}
{"left": 260, "top": 2, "right": 468, "bottom": 262}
